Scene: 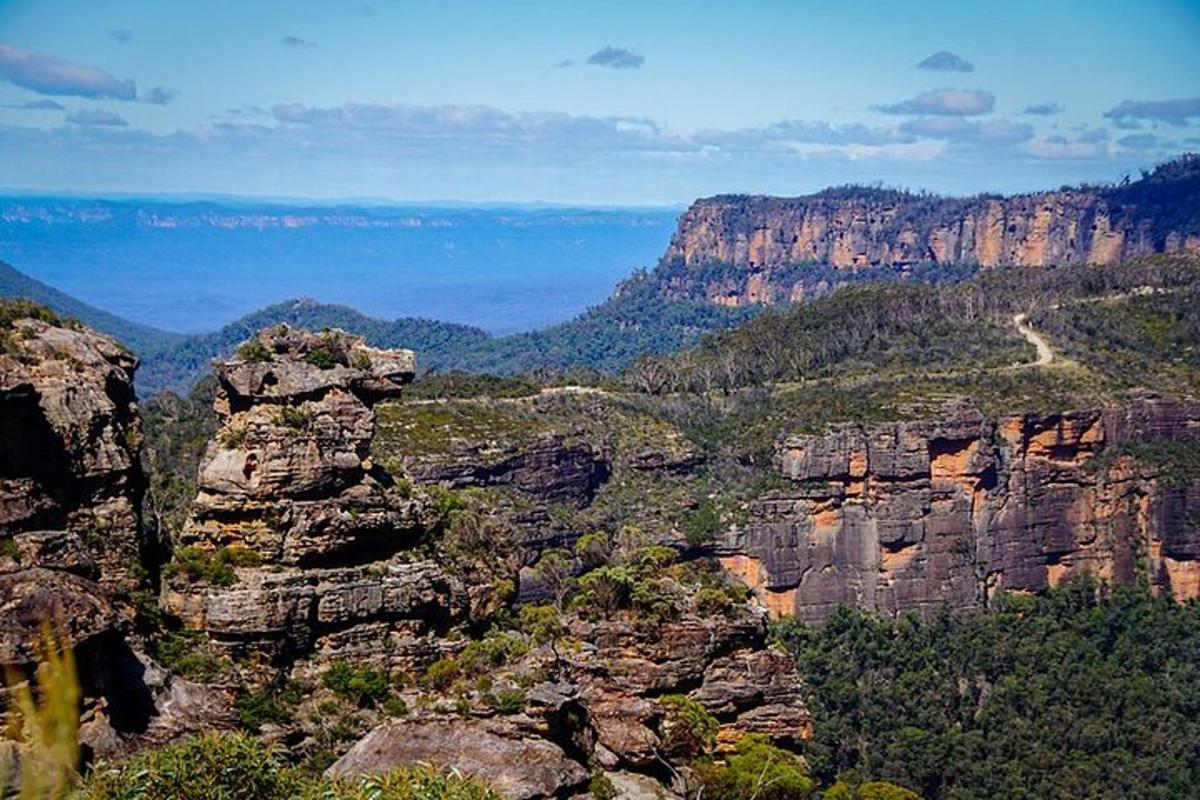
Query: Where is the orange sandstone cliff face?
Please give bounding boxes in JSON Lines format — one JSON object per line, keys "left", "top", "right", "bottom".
{"left": 717, "top": 396, "right": 1200, "bottom": 623}
{"left": 663, "top": 157, "right": 1200, "bottom": 306}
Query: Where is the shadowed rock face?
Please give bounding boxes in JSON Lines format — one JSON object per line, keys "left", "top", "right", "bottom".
{"left": 718, "top": 396, "right": 1200, "bottom": 623}
{"left": 0, "top": 318, "right": 145, "bottom": 591}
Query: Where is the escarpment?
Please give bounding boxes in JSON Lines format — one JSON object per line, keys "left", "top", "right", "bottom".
{"left": 664, "top": 155, "right": 1200, "bottom": 306}
{"left": 719, "top": 395, "right": 1200, "bottom": 623}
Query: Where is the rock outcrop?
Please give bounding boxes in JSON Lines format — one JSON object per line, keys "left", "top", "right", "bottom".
{"left": 663, "top": 155, "right": 1200, "bottom": 306}
{"left": 163, "top": 326, "right": 457, "bottom": 663}
{"left": 718, "top": 395, "right": 1200, "bottom": 623}
{"left": 1, "top": 315, "right": 145, "bottom": 591}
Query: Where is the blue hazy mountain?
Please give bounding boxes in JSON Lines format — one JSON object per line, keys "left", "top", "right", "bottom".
{"left": 0, "top": 197, "right": 680, "bottom": 336}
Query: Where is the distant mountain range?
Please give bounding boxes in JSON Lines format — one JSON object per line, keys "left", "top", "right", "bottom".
{"left": 4, "top": 155, "right": 1196, "bottom": 397}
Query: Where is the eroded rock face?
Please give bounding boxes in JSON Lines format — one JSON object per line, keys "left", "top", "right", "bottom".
{"left": 663, "top": 158, "right": 1200, "bottom": 306}
{"left": 0, "top": 317, "right": 145, "bottom": 590}
{"left": 165, "top": 326, "right": 458, "bottom": 659}
{"left": 718, "top": 396, "right": 1200, "bottom": 623}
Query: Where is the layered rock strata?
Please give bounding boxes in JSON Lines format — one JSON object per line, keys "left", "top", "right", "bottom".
{"left": 719, "top": 395, "right": 1200, "bottom": 623}
{"left": 1, "top": 316, "right": 145, "bottom": 591}
{"left": 163, "top": 326, "right": 451, "bottom": 663}
{"left": 664, "top": 156, "right": 1200, "bottom": 305}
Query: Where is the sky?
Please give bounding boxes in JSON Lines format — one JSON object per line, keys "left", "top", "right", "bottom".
{"left": 0, "top": 0, "right": 1198, "bottom": 204}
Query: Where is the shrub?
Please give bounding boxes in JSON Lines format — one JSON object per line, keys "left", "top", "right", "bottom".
{"left": 685, "top": 501, "right": 722, "bottom": 546}
{"left": 165, "top": 545, "right": 261, "bottom": 586}
{"left": 694, "top": 735, "right": 815, "bottom": 800}
{"left": 149, "top": 629, "right": 232, "bottom": 682}
{"left": 485, "top": 688, "right": 526, "bottom": 715}
{"left": 589, "top": 770, "right": 618, "bottom": 800}
{"left": 422, "top": 657, "right": 461, "bottom": 691}
{"left": 322, "top": 662, "right": 392, "bottom": 708}
{"left": 305, "top": 345, "right": 339, "bottom": 370}
{"left": 659, "top": 694, "right": 719, "bottom": 756}
{"left": 574, "top": 531, "right": 611, "bottom": 569}
{"left": 236, "top": 339, "right": 273, "bottom": 363}
{"left": 80, "top": 732, "right": 299, "bottom": 799}
{"left": 219, "top": 426, "right": 248, "bottom": 449}
{"left": 277, "top": 406, "right": 314, "bottom": 429}
{"left": 235, "top": 684, "right": 300, "bottom": 731}
{"left": 304, "top": 764, "right": 504, "bottom": 800}
{"left": 518, "top": 603, "right": 566, "bottom": 644}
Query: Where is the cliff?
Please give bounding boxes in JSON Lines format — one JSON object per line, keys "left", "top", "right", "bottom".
{"left": 664, "top": 155, "right": 1200, "bottom": 305}
{"left": 718, "top": 395, "right": 1200, "bottom": 623}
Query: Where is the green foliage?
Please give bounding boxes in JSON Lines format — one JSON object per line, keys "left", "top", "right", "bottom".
{"left": 277, "top": 405, "right": 313, "bottom": 429}
{"left": 517, "top": 603, "right": 567, "bottom": 644}
{"left": 148, "top": 629, "right": 232, "bottom": 682}
{"left": 164, "top": 545, "right": 261, "bottom": 586}
{"left": 825, "top": 780, "right": 923, "bottom": 800}
{"left": 80, "top": 732, "right": 298, "bottom": 799}
{"left": 0, "top": 297, "right": 61, "bottom": 330}
{"left": 304, "top": 345, "right": 339, "bottom": 369}
{"left": 303, "top": 763, "right": 504, "bottom": 800}
{"left": 321, "top": 662, "right": 392, "bottom": 708}
{"left": 588, "top": 771, "right": 617, "bottom": 800}
{"left": 685, "top": 500, "right": 722, "bottom": 546}
{"left": 421, "top": 657, "right": 461, "bottom": 691}
{"left": 772, "top": 581, "right": 1200, "bottom": 799}
{"left": 659, "top": 694, "right": 719, "bottom": 756}
{"left": 408, "top": 371, "right": 542, "bottom": 400}
{"left": 484, "top": 688, "right": 526, "bottom": 714}
{"left": 140, "top": 379, "right": 220, "bottom": 542}
{"left": 235, "top": 685, "right": 301, "bottom": 731}
{"left": 235, "top": 339, "right": 274, "bottom": 363}
{"left": 694, "top": 735, "right": 816, "bottom": 800}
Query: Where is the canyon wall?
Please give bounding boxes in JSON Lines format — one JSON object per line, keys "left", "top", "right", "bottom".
{"left": 663, "top": 156, "right": 1200, "bottom": 306}
{"left": 719, "top": 396, "right": 1200, "bottom": 624}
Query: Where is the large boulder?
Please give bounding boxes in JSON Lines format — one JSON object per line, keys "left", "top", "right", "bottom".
{"left": 327, "top": 718, "right": 589, "bottom": 800}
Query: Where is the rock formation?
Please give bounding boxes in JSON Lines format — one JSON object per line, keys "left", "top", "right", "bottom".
{"left": 160, "top": 326, "right": 466, "bottom": 666}
{"left": 663, "top": 155, "right": 1200, "bottom": 306}
{"left": 1, "top": 314, "right": 145, "bottom": 592}
{"left": 718, "top": 395, "right": 1200, "bottom": 623}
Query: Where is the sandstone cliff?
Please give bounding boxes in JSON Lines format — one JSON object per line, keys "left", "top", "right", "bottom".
{"left": 718, "top": 395, "right": 1200, "bottom": 623}
{"left": 664, "top": 155, "right": 1200, "bottom": 306}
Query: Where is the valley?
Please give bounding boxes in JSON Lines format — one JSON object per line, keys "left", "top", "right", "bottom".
{"left": 2, "top": 158, "right": 1200, "bottom": 800}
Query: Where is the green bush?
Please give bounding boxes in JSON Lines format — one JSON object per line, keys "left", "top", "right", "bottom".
{"left": 484, "top": 688, "right": 526, "bottom": 715}
{"left": 236, "top": 339, "right": 274, "bottom": 363}
{"left": 235, "top": 685, "right": 301, "bottom": 731}
{"left": 659, "top": 694, "right": 719, "bottom": 756}
{"left": 322, "top": 662, "right": 392, "bottom": 708}
{"left": 695, "top": 735, "right": 815, "bottom": 800}
{"left": 80, "top": 732, "right": 299, "bottom": 799}
{"left": 81, "top": 733, "right": 503, "bottom": 800}
{"left": 589, "top": 770, "right": 618, "bottom": 800}
{"left": 685, "top": 501, "right": 722, "bottom": 546}
{"left": 164, "top": 545, "right": 261, "bottom": 586}
{"left": 148, "top": 630, "right": 233, "bottom": 682}
{"left": 305, "top": 764, "right": 504, "bottom": 800}
{"left": 305, "top": 345, "right": 339, "bottom": 370}
{"left": 422, "top": 657, "right": 461, "bottom": 691}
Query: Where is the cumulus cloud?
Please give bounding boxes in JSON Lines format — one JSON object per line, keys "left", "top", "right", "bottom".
{"left": 66, "top": 108, "right": 129, "bottom": 126}
{"left": 109, "top": 29, "right": 133, "bottom": 45}
{"left": 1117, "top": 133, "right": 1170, "bottom": 151}
{"left": 0, "top": 44, "right": 136, "bottom": 99}
{"left": 1023, "top": 102, "right": 1062, "bottom": 115}
{"left": 3, "top": 98, "right": 65, "bottom": 110}
{"left": 875, "top": 88, "right": 994, "bottom": 116}
{"left": 281, "top": 36, "right": 318, "bottom": 49}
{"left": 1104, "top": 96, "right": 1200, "bottom": 125}
{"left": 916, "top": 51, "right": 974, "bottom": 72}
{"left": 586, "top": 46, "right": 643, "bottom": 69}
{"left": 144, "top": 86, "right": 177, "bottom": 105}
{"left": 899, "top": 116, "right": 1033, "bottom": 145}
{"left": 696, "top": 119, "right": 914, "bottom": 148}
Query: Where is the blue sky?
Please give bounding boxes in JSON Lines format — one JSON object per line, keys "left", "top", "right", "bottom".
{"left": 0, "top": 0, "right": 1198, "bottom": 204}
